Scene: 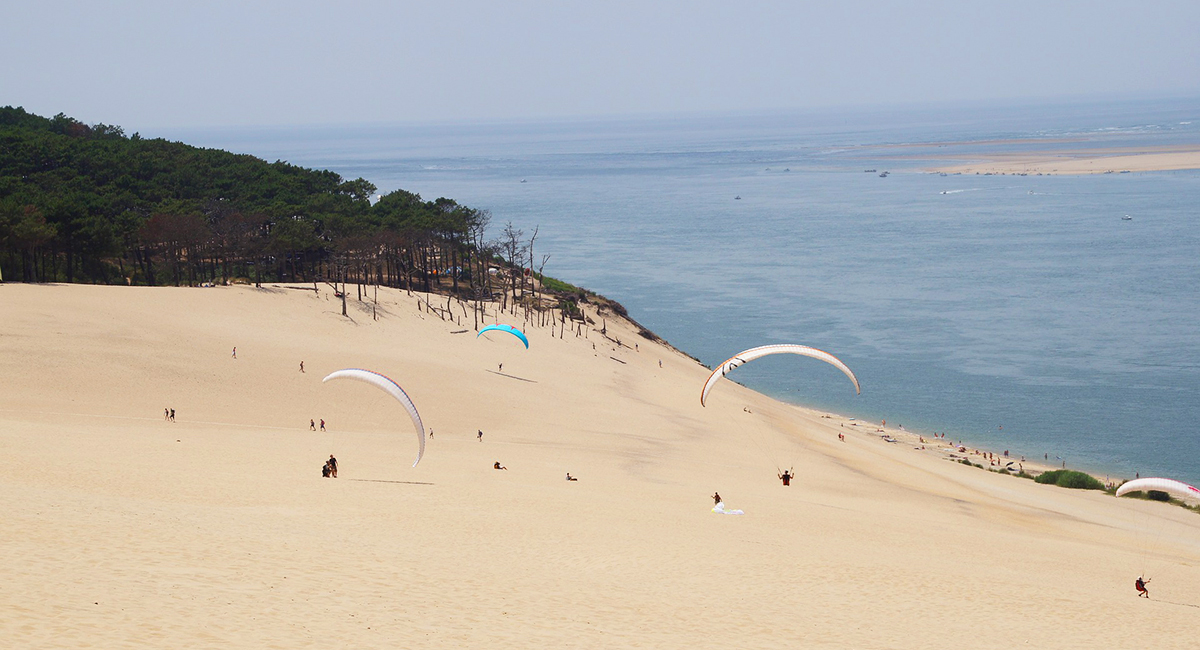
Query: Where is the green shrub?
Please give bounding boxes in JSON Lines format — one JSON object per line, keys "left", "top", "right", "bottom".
{"left": 1148, "top": 490, "right": 1171, "bottom": 502}
{"left": 535, "top": 273, "right": 580, "bottom": 294}
{"left": 1035, "top": 469, "right": 1104, "bottom": 490}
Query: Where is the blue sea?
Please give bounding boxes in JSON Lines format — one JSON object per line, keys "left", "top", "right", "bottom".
{"left": 166, "top": 97, "right": 1200, "bottom": 483}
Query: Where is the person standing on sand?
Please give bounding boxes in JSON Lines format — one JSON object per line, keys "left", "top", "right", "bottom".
{"left": 328, "top": 455, "right": 338, "bottom": 478}
{"left": 498, "top": 363, "right": 503, "bottom": 373}
{"left": 232, "top": 347, "right": 236, "bottom": 359}
{"left": 310, "top": 419, "right": 316, "bottom": 431}
{"left": 165, "top": 408, "right": 169, "bottom": 421}
{"left": 169, "top": 408, "right": 175, "bottom": 422}
{"left": 478, "top": 429, "right": 483, "bottom": 442}
{"left": 320, "top": 419, "right": 326, "bottom": 432}
{"left": 429, "top": 429, "right": 434, "bottom": 439}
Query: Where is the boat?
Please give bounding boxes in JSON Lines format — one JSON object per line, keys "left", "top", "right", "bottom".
{"left": 734, "top": 195, "right": 742, "bottom": 200}
{"left": 879, "top": 171, "right": 889, "bottom": 178}
{"left": 1122, "top": 214, "right": 1132, "bottom": 221}
{"left": 520, "top": 179, "right": 527, "bottom": 183}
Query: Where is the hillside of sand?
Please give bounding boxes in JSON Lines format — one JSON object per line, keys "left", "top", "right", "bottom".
{"left": 3, "top": 283, "right": 1200, "bottom": 649}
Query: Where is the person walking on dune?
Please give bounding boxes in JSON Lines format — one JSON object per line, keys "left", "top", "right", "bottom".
{"left": 232, "top": 347, "right": 237, "bottom": 359}
{"left": 164, "top": 407, "right": 169, "bottom": 421}
{"left": 320, "top": 419, "right": 326, "bottom": 432}
{"left": 310, "top": 419, "right": 316, "bottom": 431}
{"left": 299, "top": 361, "right": 305, "bottom": 373}
{"left": 169, "top": 408, "right": 175, "bottom": 422}
{"left": 477, "top": 429, "right": 483, "bottom": 442}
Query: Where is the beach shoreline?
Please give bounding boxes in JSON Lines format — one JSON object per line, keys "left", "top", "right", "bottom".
{"left": 919, "top": 144, "right": 1200, "bottom": 175}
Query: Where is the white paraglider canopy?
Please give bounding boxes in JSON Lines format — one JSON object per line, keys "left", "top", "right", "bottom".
{"left": 1116, "top": 477, "right": 1200, "bottom": 502}
{"left": 322, "top": 368, "right": 426, "bottom": 467}
{"left": 701, "top": 344, "right": 861, "bottom": 407}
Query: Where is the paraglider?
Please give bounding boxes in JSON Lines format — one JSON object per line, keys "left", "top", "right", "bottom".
{"left": 477, "top": 324, "right": 529, "bottom": 349}
{"left": 1115, "top": 478, "right": 1200, "bottom": 501}
{"left": 700, "top": 344, "right": 861, "bottom": 407}
{"left": 321, "top": 369, "right": 426, "bottom": 467}
{"left": 1116, "top": 477, "right": 1200, "bottom": 597}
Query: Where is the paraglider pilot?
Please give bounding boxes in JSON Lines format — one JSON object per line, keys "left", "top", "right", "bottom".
{"left": 1136, "top": 576, "right": 1150, "bottom": 598}
{"left": 778, "top": 469, "right": 793, "bottom": 486}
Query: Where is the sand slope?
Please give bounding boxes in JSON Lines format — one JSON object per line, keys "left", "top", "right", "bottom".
{"left": 3, "top": 283, "right": 1199, "bottom": 648}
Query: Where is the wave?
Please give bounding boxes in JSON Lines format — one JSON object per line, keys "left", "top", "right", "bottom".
{"left": 939, "top": 188, "right": 983, "bottom": 195}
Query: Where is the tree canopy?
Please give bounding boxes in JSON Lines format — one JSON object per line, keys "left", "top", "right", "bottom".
{"left": 0, "top": 106, "right": 494, "bottom": 291}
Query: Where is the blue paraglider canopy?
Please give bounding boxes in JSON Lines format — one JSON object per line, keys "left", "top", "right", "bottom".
{"left": 477, "top": 324, "right": 529, "bottom": 349}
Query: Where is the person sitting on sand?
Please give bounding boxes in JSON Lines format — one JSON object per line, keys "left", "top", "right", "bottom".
{"left": 1136, "top": 576, "right": 1150, "bottom": 598}
{"left": 712, "top": 492, "right": 722, "bottom": 506}
{"left": 778, "top": 469, "right": 793, "bottom": 486}
{"left": 565, "top": 472, "right": 577, "bottom": 481}
{"left": 322, "top": 461, "right": 331, "bottom": 478}
{"left": 494, "top": 462, "right": 507, "bottom": 470}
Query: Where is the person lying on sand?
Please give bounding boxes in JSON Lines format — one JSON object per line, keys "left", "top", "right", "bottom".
{"left": 494, "top": 462, "right": 507, "bottom": 470}
{"left": 565, "top": 473, "right": 577, "bottom": 481}
{"left": 1136, "top": 576, "right": 1150, "bottom": 598}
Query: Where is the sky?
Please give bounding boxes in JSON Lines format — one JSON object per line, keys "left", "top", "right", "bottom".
{"left": 3, "top": 0, "right": 1199, "bottom": 130}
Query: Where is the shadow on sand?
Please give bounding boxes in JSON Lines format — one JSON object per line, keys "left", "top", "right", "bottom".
{"left": 485, "top": 369, "right": 537, "bottom": 383}
{"left": 348, "top": 479, "right": 435, "bottom": 486}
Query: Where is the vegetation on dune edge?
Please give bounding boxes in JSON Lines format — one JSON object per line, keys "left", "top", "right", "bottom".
{"left": 0, "top": 107, "right": 689, "bottom": 350}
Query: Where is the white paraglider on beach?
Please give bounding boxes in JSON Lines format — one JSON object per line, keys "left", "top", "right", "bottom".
{"left": 700, "top": 344, "right": 861, "bottom": 407}
{"left": 322, "top": 368, "right": 426, "bottom": 467}
{"left": 1116, "top": 477, "right": 1200, "bottom": 501}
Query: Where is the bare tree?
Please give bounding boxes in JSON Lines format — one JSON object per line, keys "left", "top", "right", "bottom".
{"left": 500, "top": 221, "right": 526, "bottom": 314}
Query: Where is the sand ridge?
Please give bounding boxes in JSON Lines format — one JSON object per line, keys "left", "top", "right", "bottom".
{"left": 2, "top": 283, "right": 1199, "bottom": 648}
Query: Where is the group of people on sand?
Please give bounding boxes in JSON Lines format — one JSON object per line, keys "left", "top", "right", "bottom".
{"left": 309, "top": 419, "right": 326, "bottom": 432}
{"left": 321, "top": 455, "right": 338, "bottom": 478}
{"left": 163, "top": 408, "right": 175, "bottom": 422}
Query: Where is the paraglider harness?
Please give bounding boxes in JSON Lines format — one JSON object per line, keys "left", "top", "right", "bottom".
{"left": 1136, "top": 576, "right": 1150, "bottom": 597}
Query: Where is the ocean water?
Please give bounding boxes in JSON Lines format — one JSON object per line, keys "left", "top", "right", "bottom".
{"left": 167, "top": 98, "right": 1200, "bottom": 483}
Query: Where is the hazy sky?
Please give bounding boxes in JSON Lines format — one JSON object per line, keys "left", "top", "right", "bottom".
{"left": 3, "top": 0, "right": 1198, "bottom": 129}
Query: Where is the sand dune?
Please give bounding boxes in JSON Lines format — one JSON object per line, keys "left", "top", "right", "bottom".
{"left": 3, "top": 283, "right": 1199, "bottom": 648}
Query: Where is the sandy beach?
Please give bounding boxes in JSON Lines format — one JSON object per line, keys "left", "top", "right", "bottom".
{"left": 922, "top": 144, "right": 1200, "bottom": 175}
{"left": 3, "top": 283, "right": 1200, "bottom": 648}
